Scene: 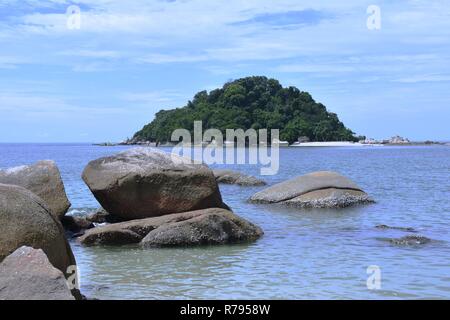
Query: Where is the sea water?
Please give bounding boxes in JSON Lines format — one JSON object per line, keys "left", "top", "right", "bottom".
{"left": 0, "top": 143, "right": 449, "bottom": 299}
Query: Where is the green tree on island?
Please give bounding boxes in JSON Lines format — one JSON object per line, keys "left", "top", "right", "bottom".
{"left": 132, "top": 76, "right": 358, "bottom": 144}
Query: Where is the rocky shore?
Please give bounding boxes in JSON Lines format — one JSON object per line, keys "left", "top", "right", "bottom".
{"left": 0, "top": 148, "right": 266, "bottom": 299}
{"left": 5, "top": 147, "right": 435, "bottom": 300}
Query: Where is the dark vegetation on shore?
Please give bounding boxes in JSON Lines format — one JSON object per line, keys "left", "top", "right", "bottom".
{"left": 132, "top": 76, "right": 359, "bottom": 144}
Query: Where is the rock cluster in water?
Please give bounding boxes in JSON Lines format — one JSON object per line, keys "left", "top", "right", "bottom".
{"left": 0, "top": 147, "right": 384, "bottom": 300}
{"left": 249, "top": 171, "right": 374, "bottom": 208}
{"left": 78, "top": 148, "right": 262, "bottom": 247}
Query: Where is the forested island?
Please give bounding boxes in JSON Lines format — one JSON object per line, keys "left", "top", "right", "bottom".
{"left": 129, "top": 76, "right": 360, "bottom": 144}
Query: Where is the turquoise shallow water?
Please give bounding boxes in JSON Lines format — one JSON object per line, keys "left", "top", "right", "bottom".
{"left": 0, "top": 143, "right": 449, "bottom": 299}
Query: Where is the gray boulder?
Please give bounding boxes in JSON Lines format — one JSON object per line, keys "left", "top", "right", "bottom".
{"left": 82, "top": 148, "right": 228, "bottom": 220}
{"left": 0, "top": 246, "right": 74, "bottom": 300}
{"left": 0, "top": 183, "right": 76, "bottom": 275}
{"left": 0, "top": 160, "right": 70, "bottom": 220}
{"left": 213, "top": 169, "right": 266, "bottom": 186}
{"left": 250, "top": 171, "right": 373, "bottom": 208}
{"left": 141, "top": 209, "right": 263, "bottom": 247}
{"left": 78, "top": 208, "right": 263, "bottom": 247}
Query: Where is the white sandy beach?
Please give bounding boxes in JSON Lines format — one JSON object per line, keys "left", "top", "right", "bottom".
{"left": 290, "top": 141, "right": 384, "bottom": 147}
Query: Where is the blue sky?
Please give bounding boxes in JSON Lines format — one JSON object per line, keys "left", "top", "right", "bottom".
{"left": 0, "top": 0, "right": 449, "bottom": 142}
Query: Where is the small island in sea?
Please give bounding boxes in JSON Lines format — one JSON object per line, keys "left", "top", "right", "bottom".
{"left": 127, "top": 76, "right": 360, "bottom": 146}
{"left": 97, "top": 76, "right": 441, "bottom": 148}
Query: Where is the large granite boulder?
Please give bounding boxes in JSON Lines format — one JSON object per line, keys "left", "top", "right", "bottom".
{"left": 78, "top": 208, "right": 263, "bottom": 247}
{"left": 0, "top": 160, "right": 70, "bottom": 220}
{"left": 0, "top": 183, "right": 76, "bottom": 274}
{"left": 0, "top": 246, "right": 74, "bottom": 300}
{"left": 250, "top": 171, "right": 373, "bottom": 208}
{"left": 82, "top": 148, "right": 228, "bottom": 220}
{"left": 213, "top": 169, "right": 266, "bottom": 186}
{"left": 141, "top": 209, "right": 263, "bottom": 247}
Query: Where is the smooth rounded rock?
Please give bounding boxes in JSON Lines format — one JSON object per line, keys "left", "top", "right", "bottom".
{"left": 0, "top": 160, "right": 71, "bottom": 220}
{"left": 82, "top": 148, "right": 228, "bottom": 220}
{"left": 141, "top": 209, "right": 263, "bottom": 247}
{"left": 250, "top": 171, "right": 373, "bottom": 208}
{"left": 0, "top": 183, "right": 76, "bottom": 274}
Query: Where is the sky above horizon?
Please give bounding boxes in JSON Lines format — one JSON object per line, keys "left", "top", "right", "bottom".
{"left": 0, "top": 0, "right": 449, "bottom": 142}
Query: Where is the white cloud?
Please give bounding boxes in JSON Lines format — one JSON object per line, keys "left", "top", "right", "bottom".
{"left": 136, "top": 53, "right": 209, "bottom": 64}
{"left": 393, "top": 74, "right": 450, "bottom": 83}
{"left": 121, "top": 91, "right": 185, "bottom": 104}
{"left": 275, "top": 64, "right": 356, "bottom": 73}
{"left": 2, "top": 0, "right": 450, "bottom": 67}
{"left": 58, "top": 49, "right": 121, "bottom": 58}
{"left": 0, "top": 90, "right": 131, "bottom": 118}
{"left": 0, "top": 56, "right": 28, "bottom": 68}
{"left": 71, "top": 62, "right": 115, "bottom": 72}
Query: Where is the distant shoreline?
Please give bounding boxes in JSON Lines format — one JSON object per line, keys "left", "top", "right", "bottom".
{"left": 92, "top": 141, "right": 448, "bottom": 147}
